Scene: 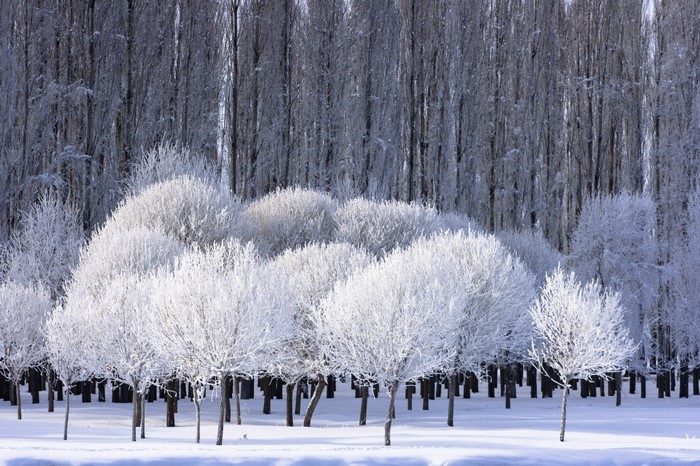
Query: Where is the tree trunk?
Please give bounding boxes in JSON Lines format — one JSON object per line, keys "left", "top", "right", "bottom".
{"left": 384, "top": 380, "right": 399, "bottom": 446}
{"left": 559, "top": 381, "right": 569, "bottom": 442}
{"left": 641, "top": 374, "right": 646, "bottom": 398}
{"left": 131, "top": 380, "right": 139, "bottom": 442}
{"left": 140, "top": 390, "right": 146, "bottom": 439}
{"left": 166, "top": 379, "right": 177, "bottom": 427}
{"left": 615, "top": 372, "right": 622, "bottom": 406}
{"left": 629, "top": 370, "right": 636, "bottom": 394}
{"left": 16, "top": 380, "right": 22, "bottom": 420}
{"left": 295, "top": 379, "right": 303, "bottom": 415}
{"left": 285, "top": 382, "right": 295, "bottom": 426}
{"left": 217, "top": 373, "right": 228, "bottom": 445}
{"left": 63, "top": 386, "right": 71, "bottom": 440}
{"left": 303, "top": 373, "right": 326, "bottom": 427}
{"left": 262, "top": 376, "right": 272, "bottom": 414}
{"left": 447, "top": 374, "right": 456, "bottom": 426}
{"left": 194, "top": 391, "right": 201, "bottom": 444}
{"left": 225, "top": 376, "right": 231, "bottom": 423}
{"left": 48, "top": 368, "right": 55, "bottom": 413}
{"left": 233, "top": 375, "right": 242, "bottom": 425}
{"left": 359, "top": 386, "right": 368, "bottom": 426}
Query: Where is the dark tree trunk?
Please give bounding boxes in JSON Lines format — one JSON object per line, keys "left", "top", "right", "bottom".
{"left": 384, "top": 380, "right": 399, "bottom": 446}
{"left": 447, "top": 374, "right": 456, "bottom": 426}
{"left": 216, "top": 374, "right": 229, "bottom": 446}
{"left": 225, "top": 376, "right": 232, "bottom": 423}
{"left": 29, "top": 368, "right": 40, "bottom": 404}
{"left": 421, "top": 378, "right": 430, "bottom": 410}
{"left": 98, "top": 379, "right": 106, "bottom": 402}
{"left": 131, "top": 380, "right": 139, "bottom": 442}
{"left": 693, "top": 368, "right": 699, "bottom": 396}
{"left": 629, "top": 371, "right": 636, "bottom": 394}
{"left": 641, "top": 374, "right": 647, "bottom": 398}
{"left": 166, "top": 379, "right": 177, "bottom": 427}
{"left": 261, "top": 376, "right": 272, "bottom": 415}
{"left": 359, "top": 386, "right": 368, "bottom": 426}
{"left": 294, "top": 379, "right": 303, "bottom": 415}
{"left": 286, "top": 382, "right": 295, "bottom": 426}
{"left": 679, "top": 365, "right": 689, "bottom": 398}
{"left": 47, "top": 368, "right": 55, "bottom": 413}
{"left": 233, "top": 375, "right": 242, "bottom": 425}
{"left": 82, "top": 379, "right": 92, "bottom": 403}
{"left": 528, "top": 366, "right": 538, "bottom": 398}
{"left": 140, "top": 390, "right": 146, "bottom": 439}
{"left": 615, "top": 372, "right": 622, "bottom": 406}
{"left": 303, "top": 374, "right": 326, "bottom": 427}
{"left": 15, "top": 380, "right": 22, "bottom": 420}
{"left": 63, "top": 387, "right": 71, "bottom": 440}
{"left": 405, "top": 382, "right": 415, "bottom": 410}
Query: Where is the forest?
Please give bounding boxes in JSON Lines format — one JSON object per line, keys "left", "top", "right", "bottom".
{"left": 0, "top": 0, "right": 699, "bottom": 449}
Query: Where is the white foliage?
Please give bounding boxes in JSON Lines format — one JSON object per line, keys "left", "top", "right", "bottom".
{"left": 567, "top": 192, "right": 659, "bottom": 368}
{"left": 109, "top": 175, "right": 241, "bottom": 246}
{"left": 125, "top": 143, "right": 219, "bottom": 196}
{"left": 0, "top": 281, "right": 52, "bottom": 381}
{"left": 333, "top": 198, "right": 441, "bottom": 257}
{"left": 497, "top": 229, "right": 563, "bottom": 289}
{"left": 149, "top": 240, "right": 293, "bottom": 381}
{"left": 240, "top": 187, "right": 338, "bottom": 257}
{"left": 5, "top": 193, "right": 83, "bottom": 299}
{"left": 264, "top": 242, "right": 373, "bottom": 381}
{"left": 529, "top": 267, "right": 636, "bottom": 386}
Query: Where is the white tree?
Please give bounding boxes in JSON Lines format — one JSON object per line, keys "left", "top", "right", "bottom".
{"left": 149, "top": 240, "right": 293, "bottom": 445}
{"left": 45, "top": 296, "right": 102, "bottom": 440}
{"left": 239, "top": 187, "right": 338, "bottom": 257}
{"left": 0, "top": 281, "right": 52, "bottom": 420}
{"left": 125, "top": 142, "right": 219, "bottom": 196}
{"left": 497, "top": 229, "right": 563, "bottom": 290}
{"left": 333, "top": 198, "right": 440, "bottom": 257}
{"left": 314, "top": 234, "right": 466, "bottom": 446}
{"left": 265, "top": 242, "right": 372, "bottom": 427}
{"left": 567, "top": 193, "right": 659, "bottom": 387}
{"left": 529, "top": 267, "right": 636, "bottom": 442}
{"left": 3, "top": 192, "right": 83, "bottom": 412}
{"left": 108, "top": 175, "right": 241, "bottom": 246}
{"left": 670, "top": 190, "right": 700, "bottom": 372}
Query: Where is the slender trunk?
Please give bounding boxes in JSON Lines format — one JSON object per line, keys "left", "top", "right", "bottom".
{"left": 295, "top": 380, "right": 303, "bottom": 415}
{"left": 48, "top": 368, "right": 55, "bottom": 413}
{"left": 131, "top": 380, "right": 139, "bottom": 442}
{"left": 303, "top": 374, "right": 326, "bottom": 427}
{"left": 447, "top": 374, "right": 456, "bottom": 426}
{"left": 384, "top": 380, "right": 399, "bottom": 446}
{"left": 15, "top": 379, "right": 23, "bottom": 420}
{"left": 140, "top": 389, "right": 146, "bottom": 439}
{"left": 615, "top": 372, "right": 622, "bottom": 406}
{"left": 63, "top": 387, "right": 70, "bottom": 440}
{"left": 166, "top": 379, "right": 176, "bottom": 427}
{"left": 233, "top": 375, "right": 241, "bottom": 425}
{"left": 559, "top": 381, "right": 569, "bottom": 442}
{"left": 641, "top": 374, "right": 647, "bottom": 398}
{"left": 217, "top": 373, "right": 228, "bottom": 446}
{"left": 194, "top": 393, "right": 201, "bottom": 443}
{"left": 286, "top": 382, "right": 295, "bottom": 426}
{"left": 359, "top": 386, "right": 368, "bottom": 426}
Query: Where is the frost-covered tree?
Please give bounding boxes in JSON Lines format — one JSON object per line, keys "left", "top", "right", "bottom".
{"left": 670, "top": 190, "right": 700, "bottom": 375}
{"left": 4, "top": 193, "right": 83, "bottom": 300}
{"left": 265, "top": 242, "right": 372, "bottom": 427}
{"left": 333, "top": 198, "right": 440, "bottom": 257}
{"left": 108, "top": 175, "right": 241, "bottom": 246}
{"left": 0, "top": 281, "right": 52, "bottom": 420}
{"left": 421, "top": 231, "right": 537, "bottom": 422}
{"left": 529, "top": 268, "right": 636, "bottom": 442}
{"left": 239, "top": 187, "right": 338, "bottom": 257}
{"left": 3, "top": 192, "right": 83, "bottom": 412}
{"left": 315, "top": 235, "right": 466, "bottom": 446}
{"left": 567, "top": 193, "right": 659, "bottom": 396}
{"left": 149, "top": 240, "right": 293, "bottom": 445}
{"left": 45, "top": 296, "right": 101, "bottom": 440}
{"left": 125, "top": 143, "right": 219, "bottom": 196}
{"left": 497, "top": 229, "right": 563, "bottom": 290}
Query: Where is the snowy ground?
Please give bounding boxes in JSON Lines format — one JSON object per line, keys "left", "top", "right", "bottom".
{"left": 1, "top": 379, "right": 699, "bottom": 465}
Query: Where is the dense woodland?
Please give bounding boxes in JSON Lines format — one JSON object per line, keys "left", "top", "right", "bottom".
{"left": 0, "top": 0, "right": 700, "bottom": 446}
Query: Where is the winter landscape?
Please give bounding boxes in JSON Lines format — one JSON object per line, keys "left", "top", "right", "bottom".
{"left": 2, "top": 1, "right": 700, "bottom": 465}
{"left": 2, "top": 378, "right": 700, "bottom": 465}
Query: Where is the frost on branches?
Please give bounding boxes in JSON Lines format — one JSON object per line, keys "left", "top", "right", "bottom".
{"left": 529, "top": 267, "right": 636, "bottom": 442}
{"left": 0, "top": 281, "right": 52, "bottom": 420}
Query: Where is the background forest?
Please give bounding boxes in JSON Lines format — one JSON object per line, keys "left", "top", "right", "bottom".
{"left": 2, "top": 0, "right": 699, "bottom": 251}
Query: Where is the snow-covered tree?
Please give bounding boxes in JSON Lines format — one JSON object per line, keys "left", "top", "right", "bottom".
{"left": 125, "top": 143, "right": 219, "bottom": 196}
{"left": 0, "top": 281, "right": 52, "bottom": 420}
{"left": 529, "top": 268, "right": 636, "bottom": 442}
{"left": 149, "top": 240, "right": 293, "bottom": 445}
{"left": 239, "top": 187, "right": 338, "bottom": 257}
{"left": 4, "top": 192, "right": 83, "bottom": 300}
{"left": 567, "top": 193, "right": 659, "bottom": 380}
{"left": 333, "top": 198, "right": 440, "bottom": 257}
{"left": 265, "top": 242, "right": 372, "bottom": 427}
{"left": 670, "top": 190, "right": 700, "bottom": 371}
{"left": 314, "top": 234, "right": 467, "bottom": 445}
{"left": 108, "top": 175, "right": 241, "bottom": 246}
{"left": 497, "top": 229, "right": 562, "bottom": 290}
{"left": 46, "top": 296, "right": 103, "bottom": 440}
